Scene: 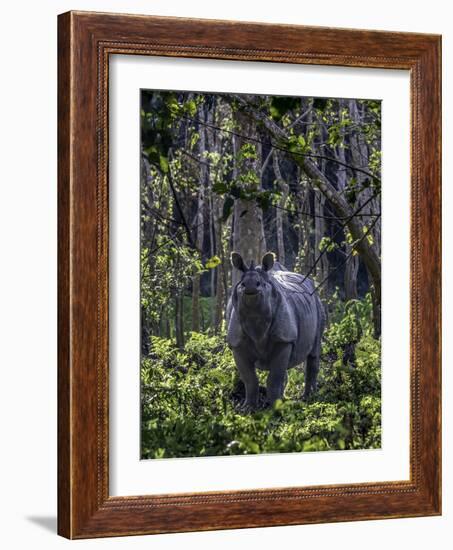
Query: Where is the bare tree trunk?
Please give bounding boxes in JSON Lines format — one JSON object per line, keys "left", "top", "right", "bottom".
{"left": 175, "top": 291, "right": 185, "bottom": 350}
{"left": 336, "top": 103, "right": 359, "bottom": 300}
{"left": 209, "top": 194, "right": 216, "bottom": 328}
{"left": 214, "top": 272, "right": 224, "bottom": 332}
{"left": 300, "top": 177, "right": 314, "bottom": 275}
{"left": 314, "top": 190, "right": 328, "bottom": 284}
{"left": 205, "top": 104, "right": 220, "bottom": 330}
{"left": 231, "top": 111, "right": 266, "bottom": 286}
{"left": 273, "top": 152, "right": 289, "bottom": 265}
{"left": 348, "top": 100, "right": 381, "bottom": 333}
{"left": 212, "top": 193, "right": 225, "bottom": 332}
{"left": 191, "top": 106, "right": 207, "bottom": 332}
{"left": 344, "top": 254, "right": 359, "bottom": 300}
{"left": 232, "top": 198, "right": 265, "bottom": 284}
{"left": 371, "top": 285, "right": 381, "bottom": 339}
{"left": 191, "top": 235, "right": 202, "bottom": 333}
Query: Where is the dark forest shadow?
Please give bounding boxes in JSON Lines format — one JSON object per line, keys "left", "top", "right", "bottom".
{"left": 26, "top": 515, "right": 57, "bottom": 533}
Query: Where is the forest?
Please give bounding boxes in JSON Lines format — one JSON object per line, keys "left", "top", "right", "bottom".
{"left": 140, "top": 89, "right": 382, "bottom": 459}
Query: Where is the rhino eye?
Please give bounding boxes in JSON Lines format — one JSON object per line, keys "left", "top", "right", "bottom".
{"left": 256, "top": 281, "right": 261, "bottom": 286}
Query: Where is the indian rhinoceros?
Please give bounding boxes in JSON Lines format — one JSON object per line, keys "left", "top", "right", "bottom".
{"left": 226, "top": 251, "right": 325, "bottom": 411}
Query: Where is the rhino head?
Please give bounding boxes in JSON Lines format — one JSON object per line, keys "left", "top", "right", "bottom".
{"left": 231, "top": 251, "right": 276, "bottom": 320}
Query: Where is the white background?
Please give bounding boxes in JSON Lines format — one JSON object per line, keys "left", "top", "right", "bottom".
{"left": 0, "top": 1, "right": 450, "bottom": 548}
{"left": 110, "top": 57, "right": 410, "bottom": 495}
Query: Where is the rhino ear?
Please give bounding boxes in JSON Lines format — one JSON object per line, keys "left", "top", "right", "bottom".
{"left": 231, "top": 252, "right": 246, "bottom": 272}
{"left": 261, "top": 252, "right": 275, "bottom": 272}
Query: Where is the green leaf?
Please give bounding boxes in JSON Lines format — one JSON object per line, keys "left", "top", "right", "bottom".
{"left": 185, "top": 99, "right": 197, "bottom": 117}
{"left": 318, "top": 236, "right": 337, "bottom": 253}
{"left": 205, "top": 256, "right": 221, "bottom": 269}
{"left": 298, "top": 135, "right": 306, "bottom": 149}
{"left": 189, "top": 132, "right": 200, "bottom": 150}
{"left": 159, "top": 155, "right": 169, "bottom": 173}
{"left": 273, "top": 399, "right": 283, "bottom": 411}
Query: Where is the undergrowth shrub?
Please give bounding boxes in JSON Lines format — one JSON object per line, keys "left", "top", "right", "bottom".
{"left": 141, "top": 295, "right": 381, "bottom": 459}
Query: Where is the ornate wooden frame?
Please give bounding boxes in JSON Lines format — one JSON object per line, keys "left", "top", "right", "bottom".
{"left": 58, "top": 10, "right": 441, "bottom": 539}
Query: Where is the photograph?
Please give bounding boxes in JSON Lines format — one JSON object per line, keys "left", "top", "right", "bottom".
{"left": 140, "top": 89, "right": 382, "bottom": 459}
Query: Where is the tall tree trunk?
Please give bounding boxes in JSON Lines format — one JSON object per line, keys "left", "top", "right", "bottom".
{"left": 213, "top": 195, "right": 225, "bottom": 332}
{"left": 348, "top": 100, "right": 381, "bottom": 333}
{"left": 205, "top": 103, "right": 219, "bottom": 330}
{"left": 371, "top": 285, "right": 381, "bottom": 339}
{"left": 298, "top": 176, "right": 313, "bottom": 275}
{"left": 344, "top": 253, "right": 359, "bottom": 300}
{"left": 273, "top": 151, "right": 289, "bottom": 266}
{"left": 337, "top": 102, "right": 359, "bottom": 300}
{"left": 191, "top": 106, "right": 207, "bottom": 332}
{"left": 175, "top": 290, "right": 185, "bottom": 350}
{"left": 314, "top": 190, "right": 329, "bottom": 285}
{"left": 209, "top": 193, "right": 216, "bottom": 328}
{"left": 231, "top": 111, "right": 266, "bottom": 286}
{"left": 313, "top": 121, "right": 330, "bottom": 288}
{"left": 191, "top": 233, "right": 202, "bottom": 333}
{"left": 214, "top": 268, "right": 224, "bottom": 333}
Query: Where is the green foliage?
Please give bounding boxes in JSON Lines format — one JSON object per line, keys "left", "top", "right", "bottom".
{"left": 286, "top": 134, "right": 309, "bottom": 155}
{"left": 369, "top": 150, "right": 382, "bottom": 176}
{"left": 182, "top": 295, "right": 216, "bottom": 333}
{"left": 237, "top": 143, "right": 258, "bottom": 162}
{"left": 141, "top": 243, "right": 202, "bottom": 332}
{"left": 205, "top": 255, "right": 221, "bottom": 269}
{"left": 323, "top": 293, "right": 374, "bottom": 354}
{"left": 318, "top": 236, "right": 337, "bottom": 253}
{"left": 269, "top": 96, "right": 300, "bottom": 121}
{"left": 141, "top": 300, "right": 381, "bottom": 459}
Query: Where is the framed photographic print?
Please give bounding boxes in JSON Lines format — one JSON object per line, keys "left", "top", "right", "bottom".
{"left": 58, "top": 11, "right": 441, "bottom": 539}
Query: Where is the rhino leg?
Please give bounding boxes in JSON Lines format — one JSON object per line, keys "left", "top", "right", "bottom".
{"left": 266, "top": 343, "right": 292, "bottom": 405}
{"left": 303, "top": 354, "right": 320, "bottom": 399}
{"left": 232, "top": 349, "right": 259, "bottom": 410}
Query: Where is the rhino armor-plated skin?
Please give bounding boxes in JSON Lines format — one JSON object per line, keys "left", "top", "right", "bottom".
{"left": 226, "top": 252, "right": 325, "bottom": 410}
